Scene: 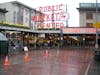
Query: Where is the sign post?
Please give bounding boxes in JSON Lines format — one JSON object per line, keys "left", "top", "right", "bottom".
{"left": 60, "top": 26, "right": 63, "bottom": 48}
{"left": 94, "top": 0, "right": 100, "bottom": 61}
{"left": 93, "top": 22, "right": 100, "bottom": 61}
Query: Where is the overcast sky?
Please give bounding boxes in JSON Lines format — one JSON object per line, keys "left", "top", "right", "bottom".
{"left": 0, "top": 0, "right": 98, "bottom": 27}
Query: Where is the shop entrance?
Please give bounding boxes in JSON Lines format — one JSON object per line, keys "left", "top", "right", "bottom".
{"left": 63, "top": 34, "right": 99, "bottom": 48}
{"left": 45, "top": 33, "right": 60, "bottom": 48}
{"left": 63, "top": 35, "right": 80, "bottom": 47}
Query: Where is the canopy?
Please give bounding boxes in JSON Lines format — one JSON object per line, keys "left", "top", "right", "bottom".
{"left": 0, "top": 33, "right": 7, "bottom": 41}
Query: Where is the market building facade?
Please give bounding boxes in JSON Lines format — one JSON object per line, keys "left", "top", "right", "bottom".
{"left": 0, "top": 1, "right": 44, "bottom": 52}
{"left": 0, "top": 2, "right": 100, "bottom": 53}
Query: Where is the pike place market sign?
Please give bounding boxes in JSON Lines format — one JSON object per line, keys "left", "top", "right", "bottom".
{"left": 32, "top": 4, "right": 69, "bottom": 29}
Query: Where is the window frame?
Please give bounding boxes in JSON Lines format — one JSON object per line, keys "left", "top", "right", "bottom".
{"left": 86, "top": 12, "right": 93, "bottom": 19}
{"left": 86, "top": 23, "right": 93, "bottom": 27}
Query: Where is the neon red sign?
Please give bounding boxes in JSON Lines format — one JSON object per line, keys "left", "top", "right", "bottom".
{"left": 39, "top": 4, "right": 63, "bottom": 12}
{"left": 32, "top": 4, "right": 69, "bottom": 29}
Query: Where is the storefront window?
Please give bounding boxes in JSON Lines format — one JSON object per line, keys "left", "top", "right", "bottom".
{"left": 86, "top": 23, "right": 93, "bottom": 27}
{"left": 86, "top": 12, "right": 93, "bottom": 19}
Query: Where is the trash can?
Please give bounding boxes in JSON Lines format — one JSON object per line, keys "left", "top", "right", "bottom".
{"left": 0, "top": 33, "right": 8, "bottom": 57}
{"left": 95, "top": 50, "right": 100, "bottom": 61}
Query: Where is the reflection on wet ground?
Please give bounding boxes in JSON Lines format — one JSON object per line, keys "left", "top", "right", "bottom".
{"left": 0, "top": 48, "right": 96, "bottom": 75}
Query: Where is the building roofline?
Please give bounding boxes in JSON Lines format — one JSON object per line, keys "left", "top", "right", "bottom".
{"left": 77, "top": 8, "right": 100, "bottom": 11}
{"left": 77, "top": 3, "right": 100, "bottom": 11}
{"left": 13, "top": 1, "right": 44, "bottom": 14}
{"left": 11, "top": 1, "right": 35, "bottom": 10}
{"left": 0, "top": 1, "right": 43, "bottom": 14}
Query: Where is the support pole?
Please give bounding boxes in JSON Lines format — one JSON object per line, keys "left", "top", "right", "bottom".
{"left": 95, "top": 0, "right": 100, "bottom": 61}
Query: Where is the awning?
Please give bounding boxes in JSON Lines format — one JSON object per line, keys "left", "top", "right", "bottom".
{"left": 63, "top": 28, "right": 99, "bottom": 34}
{"left": 0, "top": 33, "right": 7, "bottom": 41}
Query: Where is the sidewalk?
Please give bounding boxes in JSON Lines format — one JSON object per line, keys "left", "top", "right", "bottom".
{"left": 87, "top": 60, "right": 100, "bottom": 75}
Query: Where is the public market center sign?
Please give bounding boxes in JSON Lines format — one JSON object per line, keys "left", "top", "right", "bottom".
{"left": 32, "top": 4, "right": 69, "bottom": 29}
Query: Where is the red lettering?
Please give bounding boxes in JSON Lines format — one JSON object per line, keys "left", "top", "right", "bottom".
{"left": 46, "top": 14, "right": 50, "bottom": 20}
{"left": 87, "top": 29, "right": 96, "bottom": 33}
{"left": 36, "top": 22, "right": 65, "bottom": 29}
{"left": 52, "top": 22, "right": 55, "bottom": 28}
{"left": 56, "top": 22, "right": 59, "bottom": 28}
{"left": 45, "top": 6, "right": 48, "bottom": 12}
{"left": 41, "top": 25, "right": 44, "bottom": 28}
{"left": 42, "top": 6, "right": 48, "bottom": 12}
{"left": 52, "top": 5, "right": 54, "bottom": 11}
{"left": 36, "top": 24, "right": 40, "bottom": 28}
{"left": 41, "top": 15, "right": 45, "bottom": 22}
{"left": 55, "top": 5, "right": 59, "bottom": 11}
{"left": 60, "top": 22, "right": 64, "bottom": 28}
{"left": 59, "top": 4, "right": 63, "bottom": 10}
{"left": 75, "top": 30, "right": 79, "bottom": 33}
{"left": 54, "top": 13, "right": 59, "bottom": 20}
{"left": 46, "top": 23, "right": 50, "bottom": 28}
{"left": 48, "top": 6, "right": 51, "bottom": 12}
{"left": 60, "top": 12, "right": 64, "bottom": 20}
{"left": 31, "top": 16, "right": 36, "bottom": 21}
{"left": 38, "top": 4, "right": 63, "bottom": 12}
{"left": 39, "top": 7, "right": 42, "bottom": 11}
{"left": 32, "top": 15, "right": 40, "bottom": 21}
{"left": 37, "top": 15, "right": 41, "bottom": 21}
{"left": 51, "top": 13, "right": 54, "bottom": 21}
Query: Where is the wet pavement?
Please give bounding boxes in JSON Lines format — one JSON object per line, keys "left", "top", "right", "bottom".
{"left": 0, "top": 48, "right": 99, "bottom": 75}
{"left": 87, "top": 60, "right": 100, "bottom": 75}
